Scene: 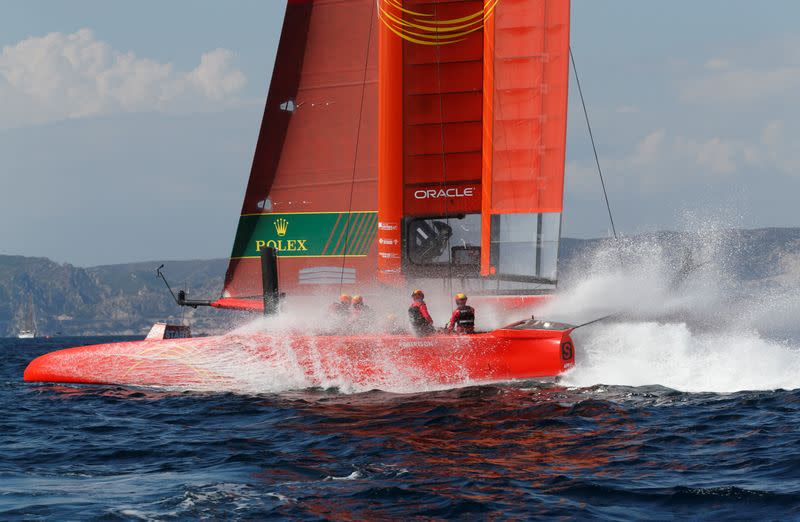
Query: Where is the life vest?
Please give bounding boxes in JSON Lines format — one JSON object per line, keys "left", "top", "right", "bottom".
{"left": 408, "top": 301, "right": 434, "bottom": 335}
{"left": 451, "top": 305, "right": 475, "bottom": 334}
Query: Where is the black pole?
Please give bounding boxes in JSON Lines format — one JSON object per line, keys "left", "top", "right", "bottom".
{"left": 261, "top": 247, "right": 280, "bottom": 316}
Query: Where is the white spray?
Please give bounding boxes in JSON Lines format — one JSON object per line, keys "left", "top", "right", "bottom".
{"left": 551, "top": 224, "right": 800, "bottom": 393}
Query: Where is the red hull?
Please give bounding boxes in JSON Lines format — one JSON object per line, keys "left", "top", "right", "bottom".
{"left": 23, "top": 327, "right": 574, "bottom": 392}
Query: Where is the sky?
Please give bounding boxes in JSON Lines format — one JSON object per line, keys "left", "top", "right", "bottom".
{"left": 1, "top": 0, "right": 799, "bottom": 266}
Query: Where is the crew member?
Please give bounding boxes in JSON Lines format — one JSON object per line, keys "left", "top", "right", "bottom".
{"left": 447, "top": 293, "right": 475, "bottom": 334}
{"left": 330, "top": 294, "right": 352, "bottom": 316}
{"left": 408, "top": 289, "right": 435, "bottom": 336}
{"left": 350, "top": 295, "right": 373, "bottom": 323}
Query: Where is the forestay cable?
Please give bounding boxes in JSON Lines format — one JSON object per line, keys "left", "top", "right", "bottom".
{"left": 569, "top": 46, "right": 617, "bottom": 240}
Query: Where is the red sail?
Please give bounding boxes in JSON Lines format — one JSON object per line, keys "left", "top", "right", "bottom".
{"left": 222, "top": 0, "right": 379, "bottom": 301}
{"left": 480, "top": 0, "right": 570, "bottom": 280}
{"left": 223, "top": 0, "right": 570, "bottom": 304}
{"left": 378, "top": 0, "right": 570, "bottom": 290}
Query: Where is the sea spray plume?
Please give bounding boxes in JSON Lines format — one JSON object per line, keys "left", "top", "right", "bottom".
{"left": 545, "top": 226, "right": 741, "bottom": 327}
{"left": 552, "top": 225, "right": 800, "bottom": 392}
{"left": 200, "top": 291, "right": 464, "bottom": 394}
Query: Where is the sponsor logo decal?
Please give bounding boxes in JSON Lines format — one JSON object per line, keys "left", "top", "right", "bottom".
{"left": 231, "top": 212, "right": 378, "bottom": 259}
{"left": 414, "top": 187, "right": 476, "bottom": 200}
{"left": 399, "top": 340, "right": 436, "bottom": 348}
{"left": 273, "top": 217, "right": 289, "bottom": 237}
{"left": 561, "top": 341, "right": 574, "bottom": 361}
{"left": 255, "top": 239, "right": 308, "bottom": 252}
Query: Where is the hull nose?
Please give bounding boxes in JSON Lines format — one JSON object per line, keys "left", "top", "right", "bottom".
{"left": 24, "top": 351, "right": 63, "bottom": 382}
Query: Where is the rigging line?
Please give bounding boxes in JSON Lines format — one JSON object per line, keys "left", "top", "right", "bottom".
{"left": 339, "top": 0, "right": 376, "bottom": 292}
{"left": 569, "top": 46, "right": 618, "bottom": 240}
{"left": 433, "top": 0, "right": 454, "bottom": 308}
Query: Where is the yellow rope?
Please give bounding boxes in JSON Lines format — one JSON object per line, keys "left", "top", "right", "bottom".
{"left": 379, "top": 0, "right": 499, "bottom": 46}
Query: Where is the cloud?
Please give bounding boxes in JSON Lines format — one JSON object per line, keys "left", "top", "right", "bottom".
{"left": 629, "top": 129, "right": 666, "bottom": 168}
{"left": 683, "top": 137, "right": 737, "bottom": 175}
{"left": 680, "top": 37, "right": 800, "bottom": 105}
{"left": 681, "top": 65, "right": 800, "bottom": 104}
{"left": 0, "top": 29, "right": 246, "bottom": 129}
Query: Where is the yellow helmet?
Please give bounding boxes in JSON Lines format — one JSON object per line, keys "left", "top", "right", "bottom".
{"left": 455, "top": 292, "right": 467, "bottom": 302}
{"left": 352, "top": 295, "right": 363, "bottom": 304}
{"left": 411, "top": 289, "right": 425, "bottom": 299}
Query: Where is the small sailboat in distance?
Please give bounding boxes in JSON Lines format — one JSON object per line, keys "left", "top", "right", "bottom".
{"left": 18, "top": 296, "right": 37, "bottom": 339}
{"left": 25, "top": 0, "right": 576, "bottom": 390}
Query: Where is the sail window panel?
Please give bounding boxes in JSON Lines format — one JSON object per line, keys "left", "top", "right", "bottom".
{"left": 490, "top": 212, "right": 560, "bottom": 280}
{"left": 403, "top": 62, "right": 482, "bottom": 95}
{"left": 406, "top": 213, "right": 482, "bottom": 266}
{"left": 404, "top": 153, "right": 482, "bottom": 184}
{"left": 404, "top": 121, "right": 482, "bottom": 156}
{"left": 405, "top": 92, "right": 482, "bottom": 126}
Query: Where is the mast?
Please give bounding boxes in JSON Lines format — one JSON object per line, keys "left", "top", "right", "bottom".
{"left": 377, "top": 0, "right": 404, "bottom": 285}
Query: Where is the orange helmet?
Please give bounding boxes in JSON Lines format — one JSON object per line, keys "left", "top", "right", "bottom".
{"left": 340, "top": 294, "right": 352, "bottom": 303}
{"left": 352, "top": 295, "right": 363, "bottom": 304}
{"left": 455, "top": 292, "right": 467, "bottom": 303}
{"left": 411, "top": 289, "right": 424, "bottom": 299}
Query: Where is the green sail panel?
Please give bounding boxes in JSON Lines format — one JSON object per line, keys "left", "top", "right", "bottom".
{"left": 231, "top": 212, "right": 378, "bottom": 259}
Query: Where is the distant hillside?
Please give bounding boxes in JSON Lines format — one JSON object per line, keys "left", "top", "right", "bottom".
{"left": 0, "top": 257, "right": 237, "bottom": 336}
{"left": 2, "top": 227, "right": 800, "bottom": 336}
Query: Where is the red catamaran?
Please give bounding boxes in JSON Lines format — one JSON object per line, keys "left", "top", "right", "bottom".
{"left": 25, "top": 0, "right": 576, "bottom": 389}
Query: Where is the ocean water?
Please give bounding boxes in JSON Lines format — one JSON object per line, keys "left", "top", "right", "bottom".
{"left": 5, "top": 335, "right": 800, "bottom": 520}
{"left": 6, "top": 232, "right": 800, "bottom": 519}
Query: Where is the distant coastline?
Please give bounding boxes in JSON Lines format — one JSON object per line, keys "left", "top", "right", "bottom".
{"left": 2, "top": 227, "right": 799, "bottom": 336}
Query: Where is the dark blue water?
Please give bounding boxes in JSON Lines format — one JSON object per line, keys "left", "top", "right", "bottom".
{"left": 4, "top": 337, "right": 800, "bottom": 520}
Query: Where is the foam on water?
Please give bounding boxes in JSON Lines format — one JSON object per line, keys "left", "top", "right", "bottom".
{"left": 563, "top": 322, "right": 800, "bottom": 393}
{"left": 548, "top": 224, "right": 800, "bottom": 393}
